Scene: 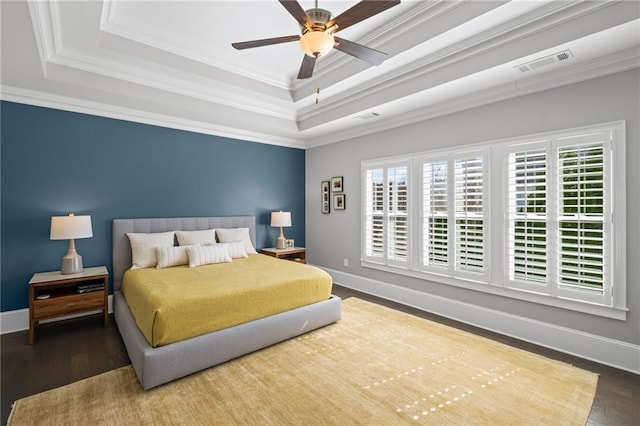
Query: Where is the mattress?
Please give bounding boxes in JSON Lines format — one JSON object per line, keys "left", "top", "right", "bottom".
{"left": 122, "top": 254, "right": 333, "bottom": 347}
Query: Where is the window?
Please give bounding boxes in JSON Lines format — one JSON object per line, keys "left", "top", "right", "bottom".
{"left": 362, "top": 122, "right": 626, "bottom": 319}
{"left": 420, "top": 152, "right": 488, "bottom": 281}
{"left": 504, "top": 133, "right": 612, "bottom": 305}
{"left": 363, "top": 161, "right": 410, "bottom": 267}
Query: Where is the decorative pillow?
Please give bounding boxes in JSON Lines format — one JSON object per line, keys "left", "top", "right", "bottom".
{"left": 127, "top": 232, "right": 175, "bottom": 269}
{"left": 175, "top": 229, "right": 217, "bottom": 246}
{"left": 156, "top": 245, "right": 198, "bottom": 269}
{"left": 187, "top": 244, "right": 232, "bottom": 267}
{"left": 221, "top": 241, "right": 248, "bottom": 259}
{"left": 216, "top": 228, "right": 257, "bottom": 254}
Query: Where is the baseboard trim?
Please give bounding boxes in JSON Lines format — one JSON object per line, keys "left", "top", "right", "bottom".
{"left": 324, "top": 267, "right": 640, "bottom": 374}
{"left": 0, "top": 295, "right": 114, "bottom": 335}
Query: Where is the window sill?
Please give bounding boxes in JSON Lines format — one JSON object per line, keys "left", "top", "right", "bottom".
{"left": 361, "top": 261, "right": 627, "bottom": 321}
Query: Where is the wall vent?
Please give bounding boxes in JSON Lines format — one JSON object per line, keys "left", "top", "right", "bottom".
{"left": 516, "top": 49, "right": 573, "bottom": 73}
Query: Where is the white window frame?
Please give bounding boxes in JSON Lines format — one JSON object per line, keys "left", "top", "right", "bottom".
{"left": 361, "top": 121, "right": 627, "bottom": 320}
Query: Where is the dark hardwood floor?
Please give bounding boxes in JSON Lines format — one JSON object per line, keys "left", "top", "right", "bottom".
{"left": 1, "top": 314, "right": 130, "bottom": 424}
{"left": 2, "top": 285, "right": 638, "bottom": 425}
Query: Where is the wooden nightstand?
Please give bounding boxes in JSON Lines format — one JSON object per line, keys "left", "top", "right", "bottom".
{"left": 28, "top": 266, "right": 109, "bottom": 344}
{"left": 261, "top": 247, "right": 307, "bottom": 264}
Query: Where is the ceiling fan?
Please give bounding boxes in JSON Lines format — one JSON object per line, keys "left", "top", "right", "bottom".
{"left": 232, "top": 0, "right": 400, "bottom": 79}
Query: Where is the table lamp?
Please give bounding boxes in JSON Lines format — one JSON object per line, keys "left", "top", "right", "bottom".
{"left": 271, "top": 211, "right": 291, "bottom": 249}
{"left": 50, "top": 213, "right": 93, "bottom": 274}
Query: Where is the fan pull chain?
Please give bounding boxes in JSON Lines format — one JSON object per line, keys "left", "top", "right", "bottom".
{"left": 316, "top": 87, "right": 320, "bottom": 105}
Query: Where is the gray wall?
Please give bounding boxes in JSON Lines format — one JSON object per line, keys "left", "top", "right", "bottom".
{"left": 306, "top": 69, "right": 639, "bottom": 346}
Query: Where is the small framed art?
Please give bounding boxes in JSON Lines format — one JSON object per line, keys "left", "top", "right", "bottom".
{"left": 333, "top": 193, "right": 346, "bottom": 210}
{"left": 331, "top": 176, "right": 343, "bottom": 192}
{"left": 321, "top": 181, "right": 330, "bottom": 214}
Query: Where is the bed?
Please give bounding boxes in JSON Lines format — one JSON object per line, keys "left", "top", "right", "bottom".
{"left": 112, "top": 216, "right": 342, "bottom": 390}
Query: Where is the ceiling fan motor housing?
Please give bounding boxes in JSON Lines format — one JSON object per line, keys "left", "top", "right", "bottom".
{"left": 304, "top": 8, "right": 334, "bottom": 32}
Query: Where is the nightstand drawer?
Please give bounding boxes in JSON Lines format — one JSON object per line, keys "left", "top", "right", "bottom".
{"left": 33, "top": 292, "right": 104, "bottom": 319}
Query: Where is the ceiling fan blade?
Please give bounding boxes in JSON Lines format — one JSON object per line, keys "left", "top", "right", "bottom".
{"left": 297, "top": 54, "right": 316, "bottom": 79}
{"left": 334, "top": 37, "right": 388, "bottom": 65}
{"left": 232, "top": 35, "right": 301, "bottom": 50}
{"left": 279, "top": 0, "right": 312, "bottom": 29}
{"left": 328, "top": 0, "right": 400, "bottom": 33}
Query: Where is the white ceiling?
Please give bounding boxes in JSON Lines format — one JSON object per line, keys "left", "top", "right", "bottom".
{"left": 1, "top": 1, "right": 639, "bottom": 149}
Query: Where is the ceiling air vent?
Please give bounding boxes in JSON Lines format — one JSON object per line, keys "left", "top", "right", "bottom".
{"left": 355, "top": 112, "right": 380, "bottom": 120}
{"left": 516, "top": 49, "right": 573, "bottom": 73}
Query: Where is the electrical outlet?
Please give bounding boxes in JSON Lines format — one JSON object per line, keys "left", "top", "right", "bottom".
{"left": 343, "top": 258, "right": 349, "bottom": 267}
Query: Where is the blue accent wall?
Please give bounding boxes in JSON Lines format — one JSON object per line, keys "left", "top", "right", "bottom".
{"left": 0, "top": 101, "right": 305, "bottom": 311}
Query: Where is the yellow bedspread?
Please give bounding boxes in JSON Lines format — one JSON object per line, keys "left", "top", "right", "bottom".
{"left": 122, "top": 254, "right": 333, "bottom": 347}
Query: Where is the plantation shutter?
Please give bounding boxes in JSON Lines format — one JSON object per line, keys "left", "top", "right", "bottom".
{"left": 388, "top": 165, "right": 409, "bottom": 263}
{"left": 557, "top": 140, "right": 607, "bottom": 296}
{"left": 422, "top": 161, "right": 448, "bottom": 268}
{"left": 364, "top": 168, "right": 384, "bottom": 260}
{"left": 454, "top": 156, "right": 484, "bottom": 273}
{"left": 507, "top": 148, "right": 547, "bottom": 284}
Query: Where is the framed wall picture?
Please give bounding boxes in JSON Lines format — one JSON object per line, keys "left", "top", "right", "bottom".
{"left": 321, "top": 181, "right": 330, "bottom": 214}
{"left": 333, "top": 193, "right": 346, "bottom": 210}
{"left": 331, "top": 176, "right": 343, "bottom": 192}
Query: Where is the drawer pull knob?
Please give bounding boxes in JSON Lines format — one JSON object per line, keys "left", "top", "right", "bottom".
{"left": 65, "top": 302, "right": 76, "bottom": 307}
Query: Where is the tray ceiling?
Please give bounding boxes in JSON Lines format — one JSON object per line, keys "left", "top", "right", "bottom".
{"left": 1, "top": 1, "right": 639, "bottom": 148}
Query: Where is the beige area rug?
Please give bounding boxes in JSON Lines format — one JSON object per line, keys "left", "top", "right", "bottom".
{"left": 9, "top": 298, "right": 597, "bottom": 425}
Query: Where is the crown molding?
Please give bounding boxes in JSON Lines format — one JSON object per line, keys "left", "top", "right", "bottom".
{"left": 0, "top": 85, "right": 306, "bottom": 150}
{"left": 304, "top": 49, "right": 640, "bottom": 149}
{"left": 3, "top": 50, "right": 635, "bottom": 152}
{"left": 14, "top": 1, "right": 638, "bottom": 151}
{"left": 44, "top": 48, "right": 297, "bottom": 121}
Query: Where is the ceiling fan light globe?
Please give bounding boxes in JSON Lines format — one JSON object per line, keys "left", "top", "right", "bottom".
{"left": 300, "top": 31, "right": 334, "bottom": 57}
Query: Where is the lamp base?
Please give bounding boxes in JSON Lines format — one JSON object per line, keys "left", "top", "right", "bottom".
{"left": 61, "top": 242, "right": 83, "bottom": 274}
{"left": 276, "top": 235, "right": 287, "bottom": 249}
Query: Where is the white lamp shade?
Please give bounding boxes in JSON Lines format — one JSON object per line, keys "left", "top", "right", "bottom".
{"left": 299, "top": 31, "right": 334, "bottom": 57}
{"left": 50, "top": 214, "right": 93, "bottom": 240}
{"left": 271, "top": 211, "right": 292, "bottom": 228}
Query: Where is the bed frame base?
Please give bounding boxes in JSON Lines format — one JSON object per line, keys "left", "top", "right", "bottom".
{"left": 115, "top": 291, "right": 342, "bottom": 390}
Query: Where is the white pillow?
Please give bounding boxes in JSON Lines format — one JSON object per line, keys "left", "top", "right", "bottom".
{"left": 216, "top": 228, "right": 256, "bottom": 254}
{"left": 156, "top": 245, "right": 198, "bottom": 269}
{"left": 221, "top": 241, "right": 248, "bottom": 259}
{"left": 127, "top": 232, "right": 175, "bottom": 269}
{"left": 175, "top": 229, "right": 217, "bottom": 246}
{"left": 187, "top": 244, "right": 232, "bottom": 267}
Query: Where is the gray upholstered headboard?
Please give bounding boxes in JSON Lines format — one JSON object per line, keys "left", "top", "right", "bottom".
{"left": 112, "top": 216, "right": 256, "bottom": 291}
